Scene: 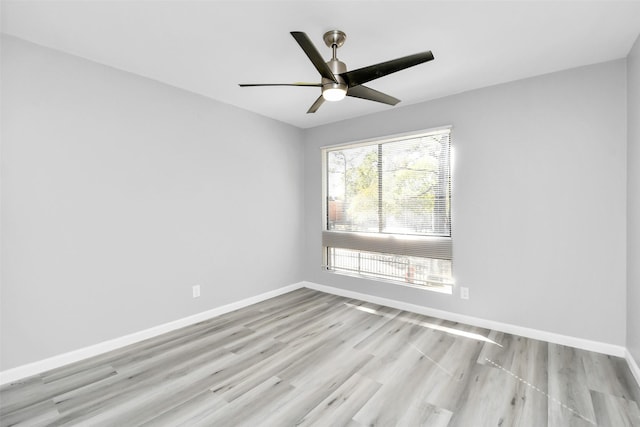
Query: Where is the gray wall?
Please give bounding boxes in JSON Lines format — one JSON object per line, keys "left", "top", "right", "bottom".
{"left": 628, "top": 35, "right": 640, "bottom": 365}
{"left": 1, "top": 33, "right": 635, "bottom": 372}
{"left": 303, "top": 60, "right": 628, "bottom": 346}
{"left": 0, "top": 36, "right": 304, "bottom": 371}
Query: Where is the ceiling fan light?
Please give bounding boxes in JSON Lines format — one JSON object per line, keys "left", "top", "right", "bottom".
{"left": 323, "top": 87, "right": 347, "bottom": 102}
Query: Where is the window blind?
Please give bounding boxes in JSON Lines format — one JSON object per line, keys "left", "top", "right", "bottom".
{"left": 322, "top": 231, "right": 452, "bottom": 260}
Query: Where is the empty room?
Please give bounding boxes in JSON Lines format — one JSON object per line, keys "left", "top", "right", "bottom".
{"left": 1, "top": 1, "right": 640, "bottom": 425}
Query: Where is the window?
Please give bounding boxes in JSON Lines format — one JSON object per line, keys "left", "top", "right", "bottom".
{"left": 322, "top": 127, "right": 452, "bottom": 292}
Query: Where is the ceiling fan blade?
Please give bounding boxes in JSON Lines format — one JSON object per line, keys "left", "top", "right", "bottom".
{"left": 239, "top": 83, "right": 321, "bottom": 87}
{"left": 342, "top": 51, "right": 434, "bottom": 87}
{"left": 346, "top": 85, "right": 401, "bottom": 106}
{"left": 307, "top": 95, "right": 325, "bottom": 114}
{"left": 290, "top": 32, "right": 338, "bottom": 83}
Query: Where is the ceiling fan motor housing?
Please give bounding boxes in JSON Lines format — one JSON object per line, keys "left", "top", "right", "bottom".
{"left": 322, "top": 58, "right": 348, "bottom": 100}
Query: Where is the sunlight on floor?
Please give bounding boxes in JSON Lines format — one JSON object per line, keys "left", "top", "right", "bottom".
{"left": 343, "top": 302, "right": 502, "bottom": 347}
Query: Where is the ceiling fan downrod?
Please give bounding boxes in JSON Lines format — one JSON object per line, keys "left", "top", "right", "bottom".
{"left": 323, "top": 30, "right": 346, "bottom": 59}
{"left": 321, "top": 30, "right": 348, "bottom": 101}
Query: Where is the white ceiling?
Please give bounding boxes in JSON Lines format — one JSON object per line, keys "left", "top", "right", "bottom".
{"left": 2, "top": 1, "right": 640, "bottom": 129}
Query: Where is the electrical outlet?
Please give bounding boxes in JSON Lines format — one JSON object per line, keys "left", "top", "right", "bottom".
{"left": 460, "top": 287, "right": 469, "bottom": 300}
{"left": 192, "top": 285, "right": 201, "bottom": 298}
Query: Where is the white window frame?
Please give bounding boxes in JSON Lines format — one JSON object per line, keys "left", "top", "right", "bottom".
{"left": 321, "top": 126, "right": 453, "bottom": 292}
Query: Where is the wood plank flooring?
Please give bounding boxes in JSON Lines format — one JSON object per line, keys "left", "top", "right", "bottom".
{"left": 2, "top": 288, "right": 639, "bottom": 426}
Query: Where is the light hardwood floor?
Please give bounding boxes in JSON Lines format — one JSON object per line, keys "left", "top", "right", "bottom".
{"left": 2, "top": 288, "right": 639, "bottom": 426}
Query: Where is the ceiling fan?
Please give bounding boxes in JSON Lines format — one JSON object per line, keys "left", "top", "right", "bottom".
{"left": 239, "top": 30, "right": 434, "bottom": 114}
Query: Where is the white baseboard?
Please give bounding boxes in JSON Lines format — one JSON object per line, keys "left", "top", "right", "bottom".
{"left": 626, "top": 349, "right": 640, "bottom": 388}
{"left": 0, "top": 282, "right": 305, "bottom": 386}
{"left": 302, "top": 281, "right": 628, "bottom": 358}
{"left": 3, "top": 280, "right": 635, "bottom": 389}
